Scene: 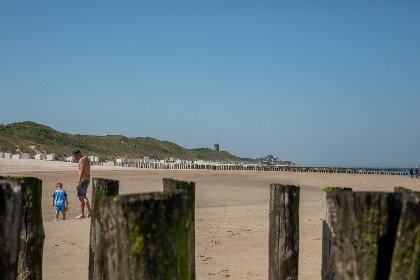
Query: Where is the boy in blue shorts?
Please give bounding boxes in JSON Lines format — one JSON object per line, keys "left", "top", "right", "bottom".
{"left": 52, "top": 183, "right": 69, "bottom": 221}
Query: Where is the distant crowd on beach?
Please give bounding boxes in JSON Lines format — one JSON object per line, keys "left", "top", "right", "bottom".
{"left": 409, "top": 167, "right": 419, "bottom": 179}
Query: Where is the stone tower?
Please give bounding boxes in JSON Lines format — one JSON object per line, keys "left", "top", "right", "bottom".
{"left": 214, "top": 144, "right": 219, "bottom": 151}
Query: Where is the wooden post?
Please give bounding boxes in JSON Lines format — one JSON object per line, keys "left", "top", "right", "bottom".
{"left": 163, "top": 178, "right": 196, "bottom": 280}
{"left": 5, "top": 177, "right": 45, "bottom": 280}
{"left": 326, "top": 192, "right": 402, "bottom": 280}
{"left": 389, "top": 193, "right": 420, "bottom": 280}
{"left": 89, "top": 178, "right": 119, "bottom": 280}
{"left": 269, "top": 184, "right": 300, "bottom": 280}
{"left": 0, "top": 180, "right": 23, "bottom": 280}
{"left": 322, "top": 187, "right": 352, "bottom": 280}
{"left": 99, "top": 191, "right": 192, "bottom": 280}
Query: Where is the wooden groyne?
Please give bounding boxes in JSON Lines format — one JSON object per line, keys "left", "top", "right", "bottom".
{"left": 2, "top": 173, "right": 419, "bottom": 279}
{"left": 113, "top": 162, "right": 408, "bottom": 175}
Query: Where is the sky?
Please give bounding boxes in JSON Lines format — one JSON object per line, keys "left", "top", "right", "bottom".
{"left": 1, "top": 0, "right": 419, "bottom": 168}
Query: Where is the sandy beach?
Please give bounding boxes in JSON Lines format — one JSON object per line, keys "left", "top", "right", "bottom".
{"left": 1, "top": 158, "right": 419, "bottom": 280}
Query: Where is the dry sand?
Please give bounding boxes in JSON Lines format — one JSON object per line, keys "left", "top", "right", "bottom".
{"left": 1, "top": 158, "right": 419, "bottom": 280}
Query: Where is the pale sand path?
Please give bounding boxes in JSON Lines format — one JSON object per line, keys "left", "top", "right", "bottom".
{"left": 1, "top": 158, "right": 419, "bottom": 279}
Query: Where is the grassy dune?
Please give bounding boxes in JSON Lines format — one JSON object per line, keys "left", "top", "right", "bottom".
{"left": 0, "top": 121, "right": 255, "bottom": 162}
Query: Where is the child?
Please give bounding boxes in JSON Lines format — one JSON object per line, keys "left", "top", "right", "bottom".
{"left": 52, "top": 183, "right": 69, "bottom": 221}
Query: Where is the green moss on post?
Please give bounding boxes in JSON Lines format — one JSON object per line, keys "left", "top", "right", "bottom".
{"left": 163, "top": 178, "right": 196, "bottom": 280}
{"left": 323, "top": 187, "right": 353, "bottom": 194}
{"left": 326, "top": 192, "right": 402, "bottom": 280}
{"left": 89, "top": 178, "right": 119, "bottom": 280}
{"left": 389, "top": 193, "right": 420, "bottom": 280}
{"left": 7, "top": 176, "right": 44, "bottom": 280}
{"left": 394, "top": 186, "right": 413, "bottom": 193}
{"left": 99, "top": 191, "right": 192, "bottom": 280}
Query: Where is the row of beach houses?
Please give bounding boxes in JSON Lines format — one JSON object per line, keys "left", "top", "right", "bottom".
{"left": 2, "top": 152, "right": 301, "bottom": 171}
{"left": 1, "top": 152, "right": 293, "bottom": 168}
{"left": 0, "top": 152, "right": 101, "bottom": 164}
{"left": 1, "top": 151, "right": 200, "bottom": 165}
{"left": 1, "top": 152, "right": 56, "bottom": 161}
{"left": 3, "top": 152, "right": 407, "bottom": 175}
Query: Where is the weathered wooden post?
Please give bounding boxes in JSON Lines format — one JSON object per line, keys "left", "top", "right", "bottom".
{"left": 163, "top": 178, "right": 196, "bottom": 280}
{"left": 269, "top": 184, "right": 300, "bottom": 280}
{"left": 99, "top": 190, "right": 192, "bottom": 280}
{"left": 5, "top": 177, "right": 45, "bottom": 280}
{"left": 326, "top": 192, "right": 402, "bottom": 280}
{"left": 322, "top": 187, "right": 352, "bottom": 280}
{"left": 389, "top": 193, "right": 420, "bottom": 280}
{"left": 89, "top": 178, "right": 119, "bottom": 280}
{"left": 0, "top": 180, "right": 23, "bottom": 280}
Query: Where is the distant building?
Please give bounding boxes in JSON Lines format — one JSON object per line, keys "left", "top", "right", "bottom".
{"left": 65, "top": 156, "right": 75, "bottom": 162}
{"left": 279, "top": 161, "right": 294, "bottom": 166}
{"left": 214, "top": 144, "right": 219, "bottom": 151}
{"left": 12, "top": 154, "right": 22, "bottom": 159}
{"left": 35, "top": 154, "right": 43, "bottom": 160}
{"left": 88, "top": 156, "right": 100, "bottom": 163}
{"left": 22, "top": 153, "right": 31, "bottom": 159}
{"left": 47, "top": 153, "right": 55, "bottom": 161}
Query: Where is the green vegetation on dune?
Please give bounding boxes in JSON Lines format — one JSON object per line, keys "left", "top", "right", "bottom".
{"left": 0, "top": 121, "right": 255, "bottom": 162}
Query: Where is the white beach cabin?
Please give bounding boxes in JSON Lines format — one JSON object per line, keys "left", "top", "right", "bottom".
{"left": 47, "top": 153, "right": 55, "bottom": 161}
{"left": 22, "top": 154, "right": 31, "bottom": 159}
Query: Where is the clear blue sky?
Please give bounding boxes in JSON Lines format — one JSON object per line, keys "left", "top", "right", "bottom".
{"left": 1, "top": 0, "right": 419, "bottom": 167}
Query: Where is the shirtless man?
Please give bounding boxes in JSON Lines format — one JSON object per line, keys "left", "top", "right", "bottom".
{"left": 73, "top": 150, "right": 92, "bottom": 219}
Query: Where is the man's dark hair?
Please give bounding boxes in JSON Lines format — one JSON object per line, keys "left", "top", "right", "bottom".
{"left": 72, "top": 150, "right": 81, "bottom": 155}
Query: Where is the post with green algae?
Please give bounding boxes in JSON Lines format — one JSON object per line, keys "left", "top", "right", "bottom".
{"left": 163, "top": 178, "right": 196, "bottom": 280}
{"left": 389, "top": 193, "right": 420, "bottom": 280}
{"left": 326, "top": 192, "right": 403, "bottom": 280}
{"left": 394, "top": 186, "right": 414, "bottom": 193}
{"left": 89, "top": 178, "right": 119, "bottom": 280}
{"left": 322, "top": 187, "right": 352, "bottom": 280}
{"left": 269, "top": 184, "right": 300, "bottom": 280}
{"left": 0, "top": 180, "right": 23, "bottom": 280}
{"left": 99, "top": 191, "right": 192, "bottom": 280}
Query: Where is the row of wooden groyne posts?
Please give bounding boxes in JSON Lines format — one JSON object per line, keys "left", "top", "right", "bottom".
{"left": 1, "top": 176, "right": 419, "bottom": 280}
{"left": 114, "top": 161, "right": 409, "bottom": 175}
